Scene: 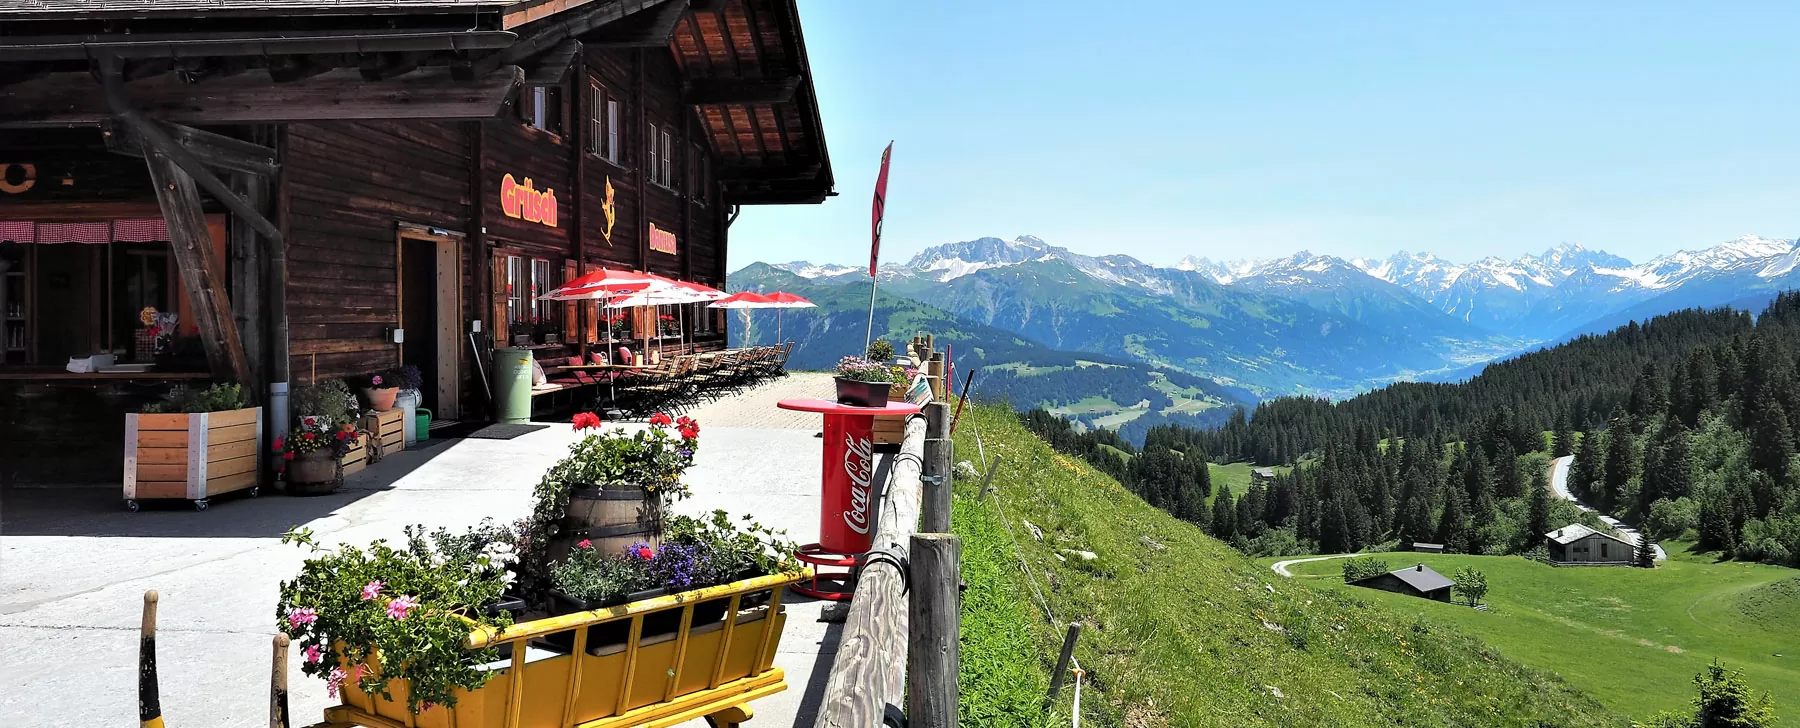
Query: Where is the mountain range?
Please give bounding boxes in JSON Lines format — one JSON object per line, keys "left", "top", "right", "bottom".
{"left": 735, "top": 232, "right": 1799, "bottom": 430}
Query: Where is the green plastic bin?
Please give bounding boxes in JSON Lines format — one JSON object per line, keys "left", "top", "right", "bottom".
{"left": 493, "top": 347, "right": 534, "bottom": 424}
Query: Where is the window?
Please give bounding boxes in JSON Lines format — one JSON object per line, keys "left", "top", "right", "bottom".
{"left": 505, "top": 255, "right": 523, "bottom": 336}
{"left": 521, "top": 86, "right": 563, "bottom": 135}
{"left": 692, "top": 302, "right": 716, "bottom": 335}
{"left": 532, "top": 258, "right": 554, "bottom": 323}
{"left": 689, "top": 143, "right": 708, "bottom": 205}
{"left": 661, "top": 128, "right": 676, "bottom": 192}
{"left": 647, "top": 122, "right": 678, "bottom": 188}
{"left": 587, "top": 82, "right": 621, "bottom": 163}
{"left": 655, "top": 122, "right": 669, "bottom": 184}
{"left": 503, "top": 254, "right": 561, "bottom": 343}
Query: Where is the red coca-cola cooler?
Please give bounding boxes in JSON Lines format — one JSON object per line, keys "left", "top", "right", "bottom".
{"left": 777, "top": 398, "right": 922, "bottom": 599}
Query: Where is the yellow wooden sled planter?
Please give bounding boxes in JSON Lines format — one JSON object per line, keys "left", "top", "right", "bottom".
{"left": 306, "top": 571, "right": 803, "bottom": 728}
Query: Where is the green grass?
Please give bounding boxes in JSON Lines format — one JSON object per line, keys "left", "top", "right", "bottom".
{"left": 952, "top": 405, "right": 1619, "bottom": 727}
{"left": 1271, "top": 552, "right": 1800, "bottom": 720}
{"left": 952, "top": 487, "right": 1054, "bottom": 727}
{"left": 1208, "top": 461, "right": 1290, "bottom": 504}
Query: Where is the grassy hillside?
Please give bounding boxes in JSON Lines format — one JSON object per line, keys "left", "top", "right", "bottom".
{"left": 951, "top": 404, "right": 1620, "bottom": 727}
{"left": 1274, "top": 548, "right": 1799, "bottom": 720}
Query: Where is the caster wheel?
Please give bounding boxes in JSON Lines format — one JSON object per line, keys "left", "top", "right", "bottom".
{"left": 248, "top": 486, "right": 261, "bottom": 498}
{"left": 194, "top": 499, "right": 210, "bottom": 512}
{"left": 125, "top": 500, "right": 141, "bottom": 512}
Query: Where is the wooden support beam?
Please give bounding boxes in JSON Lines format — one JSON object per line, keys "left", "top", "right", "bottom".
{"left": 358, "top": 52, "right": 424, "bottom": 82}
{"left": 682, "top": 76, "right": 799, "bottom": 105}
{"left": 814, "top": 415, "right": 926, "bottom": 728}
{"left": 144, "top": 148, "right": 253, "bottom": 387}
{"left": 521, "top": 39, "right": 581, "bottom": 86}
{"left": 267, "top": 55, "right": 337, "bottom": 84}
{"left": 582, "top": 0, "right": 689, "bottom": 48}
{"left": 906, "top": 533, "right": 961, "bottom": 728}
{"left": 0, "top": 66, "right": 525, "bottom": 127}
{"left": 101, "top": 119, "right": 281, "bottom": 177}
{"left": 480, "top": 0, "right": 656, "bottom": 75}
{"left": 112, "top": 110, "right": 284, "bottom": 243}
{"left": 230, "top": 167, "right": 269, "bottom": 397}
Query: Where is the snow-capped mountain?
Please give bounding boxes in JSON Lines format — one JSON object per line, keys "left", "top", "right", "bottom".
{"left": 901, "top": 235, "right": 1180, "bottom": 293}
{"left": 769, "top": 261, "right": 862, "bottom": 279}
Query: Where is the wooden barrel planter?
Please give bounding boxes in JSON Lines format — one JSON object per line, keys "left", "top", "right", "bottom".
{"left": 546, "top": 485, "right": 662, "bottom": 565}
{"left": 287, "top": 451, "right": 341, "bottom": 496}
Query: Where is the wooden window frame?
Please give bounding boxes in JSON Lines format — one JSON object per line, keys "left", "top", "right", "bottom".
{"left": 646, "top": 121, "right": 661, "bottom": 185}
{"left": 587, "top": 80, "right": 624, "bottom": 166}
{"left": 521, "top": 86, "right": 565, "bottom": 137}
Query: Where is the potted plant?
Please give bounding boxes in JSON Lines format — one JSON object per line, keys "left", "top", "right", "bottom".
{"left": 291, "top": 380, "right": 359, "bottom": 429}
{"left": 865, "top": 339, "right": 895, "bottom": 363}
{"left": 664, "top": 510, "right": 802, "bottom": 607}
{"left": 278, "top": 418, "right": 361, "bottom": 495}
{"left": 833, "top": 356, "right": 896, "bottom": 407}
{"left": 359, "top": 370, "right": 400, "bottom": 412}
{"left": 125, "top": 382, "right": 262, "bottom": 511}
{"left": 390, "top": 365, "right": 425, "bottom": 446}
{"left": 276, "top": 525, "right": 515, "bottom": 719}
{"left": 527, "top": 412, "right": 700, "bottom": 571}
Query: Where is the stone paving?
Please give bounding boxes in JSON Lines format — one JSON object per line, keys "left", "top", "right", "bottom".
{"left": 0, "top": 373, "right": 852, "bottom": 728}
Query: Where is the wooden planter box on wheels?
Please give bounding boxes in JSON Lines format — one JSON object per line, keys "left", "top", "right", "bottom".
{"left": 361, "top": 409, "right": 406, "bottom": 457}
{"left": 308, "top": 571, "right": 805, "bottom": 728}
{"left": 123, "top": 407, "right": 263, "bottom": 511}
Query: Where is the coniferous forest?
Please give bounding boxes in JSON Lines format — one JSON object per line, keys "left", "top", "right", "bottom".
{"left": 1024, "top": 294, "right": 1800, "bottom": 564}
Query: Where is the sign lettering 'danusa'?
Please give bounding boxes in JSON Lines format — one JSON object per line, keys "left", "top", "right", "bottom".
{"left": 841, "top": 433, "right": 875, "bottom": 534}
{"left": 500, "top": 173, "right": 558, "bottom": 227}
{"left": 649, "top": 223, "right": 678, "bottom": 255}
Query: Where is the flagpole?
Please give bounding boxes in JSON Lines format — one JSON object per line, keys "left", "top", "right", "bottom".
{"left": 864, "top": 274, "right": 878, "bottom": 353}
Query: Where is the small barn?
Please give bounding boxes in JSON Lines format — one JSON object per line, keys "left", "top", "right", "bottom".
{"left": 1349, "top": 563, "right": 1455, "bottom": 602}
{"left": 1410, "top": 542, "right": 1445, "bottom": 554}
{"left": 1545, "top": 524, "right": 1635, "bottom": 565}
{"left": 1251, "top": 468, "right": 1277, "bottom": 486}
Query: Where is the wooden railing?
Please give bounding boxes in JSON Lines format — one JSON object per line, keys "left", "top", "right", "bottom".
{"left": 817, "top": 334, "right": 962, "bottom": 728}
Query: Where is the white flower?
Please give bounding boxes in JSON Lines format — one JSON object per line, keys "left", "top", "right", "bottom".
{"left": 479, "top": 542, "right": 518, "bottom": 566}
{"left": 498, "top": 571, "right": 517, "bottom": 586}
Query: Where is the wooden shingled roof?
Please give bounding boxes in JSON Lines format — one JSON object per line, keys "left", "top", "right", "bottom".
{"left": 0, "top": 0, "right": 514, "bottom": 18}
{"left": 671, "top": 0, "right": 833, "bottom": 205}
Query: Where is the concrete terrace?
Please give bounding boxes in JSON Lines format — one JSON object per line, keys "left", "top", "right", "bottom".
{"left": 0, "top": 373, "right": 856, "bottom": 728}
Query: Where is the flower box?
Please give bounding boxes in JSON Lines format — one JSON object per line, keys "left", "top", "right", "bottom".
{"left": 320, "top": 571, "right": 802, "bottom": 728}
{"left": 123, "top": 407, "right": 262, "bottom": 511}
{"left": 361, "top": 409, "right": 406, "bottom": 456}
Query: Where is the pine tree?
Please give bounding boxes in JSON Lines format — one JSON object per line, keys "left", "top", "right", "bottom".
{"left": 1603, "top": 411, "right": 1637, "bottom": 512}
{"left": 1436, "top": 489, "right": 1470, "bottom": 553}
{"left": 1628, "top": 363, "right": 1667, "bottom": 431}
{"left": 1747, "top": 387, "right": 1793, "bottom": 479}
{"left": 1493, "top": 439, "right": 1523, "bottom": 499}
{"left": 1552, "top": 409, "right": 1576, "bottom": 457}
{"left": 1211, "top": 489, "right": 1237, "bottom": 543}
{"left": 1527, "top": 469, "right": 1552, "bottom": 549}
{"left": 1635, "top": 532, "right": 1657, "bottom": 568}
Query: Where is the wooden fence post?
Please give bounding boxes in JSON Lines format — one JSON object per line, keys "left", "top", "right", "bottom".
{"left": 1046, "top": 622, "right": 1082, "bottom": 706}
{"left": 922, "top": 402, "right": 952, "bottom": 534}
{"left": 139, "top": 590, "right": 162, "bottom": 728}
{"left": 907, "top": 533, "right": 961, "bottom": 728}
{"left": 271, "top": 633, "right": 291, "bottom": 728}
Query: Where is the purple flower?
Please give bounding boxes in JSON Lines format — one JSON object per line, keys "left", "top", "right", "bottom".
{"left": 678, "top": 448, "right": 693, "bottom": 457}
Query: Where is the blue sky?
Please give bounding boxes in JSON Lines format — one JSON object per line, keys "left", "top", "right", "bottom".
{"left": 727, "top": 1, "right": 1800, "bottom": 271}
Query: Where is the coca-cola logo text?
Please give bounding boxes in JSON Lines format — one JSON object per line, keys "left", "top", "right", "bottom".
{"left": 842, "top": 434, "right": 875, "bottom": 534}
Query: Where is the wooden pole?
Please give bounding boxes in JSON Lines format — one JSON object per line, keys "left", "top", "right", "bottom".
{"left": 143, "top": 148, "right": 254, "bottom": 386}
{"left": 1046, "top": 622, "right": 1082, "bottom": 706}
{"left": 139, "top": 590, "right": 163, "bottom": 728}
{"left": 815, "top": 414, "right": 927, "bottom": 728}
{"left": 907, "top": 533, "right": 961, "bottom": 728}
{"left": 270, "top": 633, "right": 291, "bottom": 728}
{"left": 228, "top": 167, "right": 267, "bottom": 401}
{"left": 922, "top": 402, "right": 952, "bottom": 534}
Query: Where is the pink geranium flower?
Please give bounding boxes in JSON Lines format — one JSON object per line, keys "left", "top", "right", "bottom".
{"left": 360, "top": 580, "right": 384, "bottom": 600}
{"left": 304, "top": 644, "right": 323, "bottom": 664}
{"left": 386, "top": 595, "right": 420, "bottom": 619}
{"left": 577, "top": 539, "right": 592, "bottom": 549}
{"left": 326, "top": 666, "right": 347, "bottom": 698}
{"left": 287, "top": 607, "right": 317, "bottom": 628}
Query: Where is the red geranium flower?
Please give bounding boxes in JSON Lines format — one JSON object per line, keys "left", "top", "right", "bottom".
{"left": 303, "top": 432, "right": 316, "bottom": 441}
{"left": 571, "top": 412, "right": 602, "bottom": 430}
{"left": 635, "top": 546, "right": 654, "bottom": 560}
{"left": 677, "top": 424, "right": 699, "bottom": 440}
{"left": 271, "top": 436, "right": 285, "bottom": 452}
{"left": 283, "top": 451, "right": 296, "bottom": 460}
{"left": 648, "top": 412, "right": 673, "bottom": 427}
{"left": 335, "top": 431, "right": 350, "bottom": 441}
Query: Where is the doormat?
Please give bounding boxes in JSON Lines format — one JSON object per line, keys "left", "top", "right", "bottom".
{"left": 463, "top": 424, "right": 550, "bottom": 440}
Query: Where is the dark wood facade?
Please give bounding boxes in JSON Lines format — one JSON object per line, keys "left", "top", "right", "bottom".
{"left": 0, "top": 0, "right": 833, "bottom": 483}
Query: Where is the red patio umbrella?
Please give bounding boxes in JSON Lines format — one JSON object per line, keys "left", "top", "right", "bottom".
{"left": 709, "top": 292, "right": 774, "bottom": 343}
{"left": 707, "top": 291, "right": 814, "bottom": 343}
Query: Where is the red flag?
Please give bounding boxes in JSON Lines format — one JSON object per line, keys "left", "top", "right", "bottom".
{"left": 870, "top": 142, "right": 893, "bottom": 277}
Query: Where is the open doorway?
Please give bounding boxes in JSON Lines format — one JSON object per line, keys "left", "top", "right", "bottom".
{"left": 397, "top": 226, "right": 461, "bottom": 420}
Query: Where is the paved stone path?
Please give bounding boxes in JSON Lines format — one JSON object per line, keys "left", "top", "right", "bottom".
{"left": 0, "top": 375, "right": 856, "bottom": 728}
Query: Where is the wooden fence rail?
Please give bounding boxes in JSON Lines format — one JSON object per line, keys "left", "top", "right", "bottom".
{"left": 814, "top": 412, "right": 928, "bottom": 728}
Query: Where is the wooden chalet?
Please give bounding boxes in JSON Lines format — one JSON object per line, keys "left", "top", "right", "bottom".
{"left": 0, "top": 0, "right": 834, "bottom": 484}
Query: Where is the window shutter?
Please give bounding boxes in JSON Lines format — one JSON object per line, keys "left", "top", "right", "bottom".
{"left": 491, "top": 256, "right": 509, "bottom": 345}
{"left": 563, "top": 261, "right": 580, "bottom": 343}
